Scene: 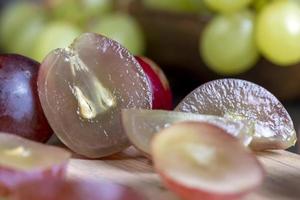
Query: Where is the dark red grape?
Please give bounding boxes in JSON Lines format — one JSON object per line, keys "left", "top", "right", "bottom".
{"left": 0, "top": 54, "right": 52, "bottom": 142}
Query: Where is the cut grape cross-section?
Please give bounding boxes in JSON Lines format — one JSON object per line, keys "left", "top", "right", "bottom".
{"left": 38, "top": 33, "right": 152, "bottom": 158}
{"left": 0, "top": 132, "right": 71, "bottom": 196}
{"left": 175, "top": 79, "right": 297, "bottom": 150}
{"left": 122, "top": 109, "right": 254, "bottom": 155}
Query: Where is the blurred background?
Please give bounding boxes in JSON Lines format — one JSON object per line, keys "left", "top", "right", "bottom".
{"left": 0, "top": 0, "right": 300, "bottom": 153}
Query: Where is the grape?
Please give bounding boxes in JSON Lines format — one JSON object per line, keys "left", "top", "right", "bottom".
{"left": 0, "top": 133, "right": 70, "bottom": 195}
{"left": 252, "top": 0, "right": 270, "bottom": 12}
{"left": 8, "top": 13, "right": 46, "bottom": 57}
{"left": 91, "top": 13, "right": 145, "bottom": 55}
{"left": 0, "top": 54, "right": 53, "bottom": 142}
{"left": 37, "top": 33, "right": 152, "bottom": 158}
{"left": 48, "top": 0, "right": 112, "bottom": 27}
{"left": 0, "top": 2, "right": 40, "bottom": 49}
{"left": 175, "top": 79, "right": 297, "bottom": 150}
{"left": 143, "top": 0, "right": 208, "bottom": 13}
{"left": 256, "top": 0, "right": 300, "bottom": 66}
{"left": 31, "top": 22, "right": 81, "bottom": 61}
{"left": 200, "top": 11, "right": 258, "bottom": 75}
{"left": 203, "top": 0, "right": 252, "bottom": 13}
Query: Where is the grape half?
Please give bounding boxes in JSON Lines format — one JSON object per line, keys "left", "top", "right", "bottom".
{"left": 256, "top": 0, "right": 300, "bottom": 66}
{"left": 200, "top": 11, "right": 258, "bottom": 75}
{"left": 38, "top": 33, "right": 152, "bottom": 158}
{"left": 122, "top": 109, "right": 254, "bottom": 155}
{"left": 175, "top": 79, "right": 297, "bottom": 150}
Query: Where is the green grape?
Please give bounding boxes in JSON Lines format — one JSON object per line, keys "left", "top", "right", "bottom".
{"left": 200, "top": 11, "right": 258, "bottom": 75}
{"left": 256, "top": 0, "right": 300, "bottom": 66}
{"left": 91, "top": 13, "right": 145, "bottom": 55}
{"left": 49, "top": 0, "right": 112, "bottom": 27}
{"left": 8, "top": 12, "right": 46, "bottom": 57}
{"left": 143, "top": 0, "right": 207, "bottom": 13}
{"left": 0, "top": 2, "right": 40, "bottom": 49}
{"left": 203, "top": 0, "right": 252, "bottom": 13}
{"left": 252, "top": 0, "right": 270, "bottom": 12}
{"left": 31, "top": 22, "right": 81, "bottom": 61}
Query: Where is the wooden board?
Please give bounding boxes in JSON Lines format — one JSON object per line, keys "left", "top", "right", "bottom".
{"left": 68, "top": 147, "right": 300, "bottom": 200}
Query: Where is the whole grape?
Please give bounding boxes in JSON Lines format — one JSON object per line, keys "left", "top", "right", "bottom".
{"left": 91, "top": 13, "right": 145, "bottom": 55}
{"left": 203, "top": 0, "right": 252, "bottom": 13}
{"left": 201, "top": 11, "right": 258, "bottom": 75}
{"left": 256, "top": 0, "right": 300, "bottom": 66}
{"left": 143, "top": 0, "right": 207, "bottom": 13}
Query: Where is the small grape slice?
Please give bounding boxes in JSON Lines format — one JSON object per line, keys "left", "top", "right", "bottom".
{"left": 152, "top": 122, "right": 264, "bottom": 200}
{"left": 9, "top": 178, "right": 145, "bottom": 200}
{"left": 38, "top": 33, "right": 152, "bottom": 158}
{"left": 122, "top": 109, "right": 254, "bottom": 155}
{"left": 175, "top": 79, "right": 297, "bottom": 150}
{"left": 0, "top": 132, "right": 71, "bottom": 196}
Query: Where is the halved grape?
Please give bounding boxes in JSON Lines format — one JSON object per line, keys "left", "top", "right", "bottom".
{"left": 31, "top": 22, "right": 81, "bottom": 61}
{"left": 256, "top": 0, "right": 300, "bottom": 66}
{"left": 175, "top": 79, "right": 297, "bottom": 150}
{"left": 38, "top": 33, "right": 152, "bottom": 158}
{"left": 152, "top": 122, "right": 264, "bottom": 200}
{"left": 9, "top": 178, "right": 145, "bottom": 200}
{"left": 0, "top": 132, "right": 71, "bottom": 195}
{"left": 200, "top": 10, "right": 258, "bottom": 75}
{"left": 203, "top": 0, "right": 252, "bottom": 13}
{"left": 122, "top": 109, "right": 254, "bottom": 155}
{"left": 91, "top": 13, "right": 145, "bottom": 55}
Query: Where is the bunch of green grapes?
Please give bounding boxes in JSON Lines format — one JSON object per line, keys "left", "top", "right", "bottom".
{"left": 143, "top": 0, "right": 300, "bottom": 75}
{"left": 0, "top": 0, "right": 145, "bottom": 61}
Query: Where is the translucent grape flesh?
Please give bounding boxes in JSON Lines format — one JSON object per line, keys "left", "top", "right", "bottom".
{"left": 175, "top": 79, "right": 297, "bottom": 150}
{"left": 203, "top": 0, "right": 252, "bottom": 13}
{"left": 122, "top": 109, "right": 254, "bottom": 155}
{"left": 152, "top": 122, "right": 264, "bottom": 200}
{"left": 38, "top": 33, "right": 152, "bottom": 158}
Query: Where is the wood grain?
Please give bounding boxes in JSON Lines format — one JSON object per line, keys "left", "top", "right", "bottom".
{"left": 68, "top": 147, "right": 300, "bottom": 200}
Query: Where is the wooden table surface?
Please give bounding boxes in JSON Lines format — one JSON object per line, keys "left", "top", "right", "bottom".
{"left": 67, "top": 147, "right": 300, "bottom": 200}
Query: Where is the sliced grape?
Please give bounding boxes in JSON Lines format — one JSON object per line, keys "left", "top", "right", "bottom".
{"left": 152, "top": 122, "right": 264, "bottom": 200}
{"left": 38, "top": 33, "right": 152, "bottom": 158}
{"left": 203, "top": 0, "right": 252, "bottom": 13}
{"left": 91, "top": 13, "right": 145, "bottom": 55}
{"left": 200, "top": 10, "right": 258, "bottom": 75}
{"left": 9, "top": 178, "right": 145, "bottom": 200}
{"left": 0, "top": 132, "right": 71, "bottom": 195}
{"left": 175, "top": 79, "right": 297, "bottom": 150}
{"left": 122, "top": 109, "right": 254, "bottom": 155}
{"left": 256, "top": 0, "right": 300, "bottom": 65}
{"left": 31, "top": 22, "right": 81, "bottom": 61}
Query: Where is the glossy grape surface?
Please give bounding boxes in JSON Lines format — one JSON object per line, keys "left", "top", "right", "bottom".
{"left": 0, "top": 54, "right": 52, "bottom": 142}
{"left": 38, "top": 33, "right": 152, "bottom": 158}
{"left": 201, "top": 11, "right": 258, "bottom": 75}
{"left": 256, "top": 0, "right": 300, "bottom": 65}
